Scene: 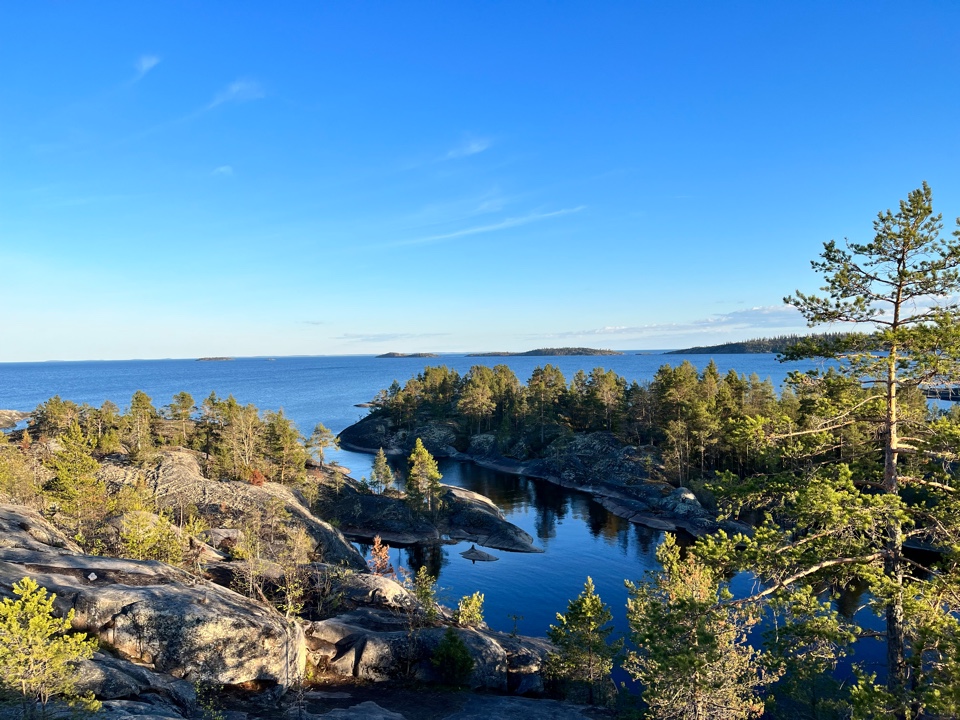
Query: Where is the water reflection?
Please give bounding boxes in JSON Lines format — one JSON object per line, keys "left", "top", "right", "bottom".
{"left": 403, "top": 542, "right": 447, "bottom": 579}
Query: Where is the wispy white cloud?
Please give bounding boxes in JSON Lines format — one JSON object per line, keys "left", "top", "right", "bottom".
{"left": 539, "top": 306, "right": 810, "bottom": 344}
{"left": 337, "top": 332, "right": 450, "bottom": 343}
{"left": 383, "top": 205, "right": 586, "bottom": 248}
{"left": 446, "top": 137, "right": 492, "bottom": 159}
{"left": 211, "top": 165, "right": 234, "bottom": 177}
{"left": 135, "top": 55, "right": 161, "bottom": 79}
{"left": 207, "top": 80, "right": 265, "bottom": 110}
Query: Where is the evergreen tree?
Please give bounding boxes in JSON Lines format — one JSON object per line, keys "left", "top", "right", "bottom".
{"left": 307, "top": 422, "right": 338, "bottom": 465}
{"left": 527, "top": 364, "right": 566, "bottom": 444}
{"left": 406, "top": 438, "right": 442, "bottom": 513}
{"left": 45, "top": 422, "right": 108, "bottom": 548}
{"left": 164, "top": 391, "right": 196, "bottom": 446}
{"left": 124, "top": 390, "right": 157, "bottom": 461}
{"left": 778, "top": 183, "right": 960, "bottom": 716}
{"left": 0, "top": 577, "right": 99, "bottom": 715}
{"left": 547, "top": 576, "right": 622, "bottom": 704}
{"left": 264, "top": 410, "right": 306, "bottom": 484}
{"left": 457, "top": 373, "right": 495, "bottom": 433}
{"left": 371, "top": 447, "right": 394, "bottom": 495}
{"left": 626, "top": 535, "right": 774, "bottom": 719}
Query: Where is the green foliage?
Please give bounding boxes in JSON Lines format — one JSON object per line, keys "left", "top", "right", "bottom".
{"left": 307, "top": 422, "right": 338, "bottom": 465}
{"left": 371, "top": 447, "right": 394, "bottom": 495}
{"left": 547, "top": 576, "right": 621, "bottom": 704}
{"left": 0, "top": 577, "right": 100, "bottom": 716}
{"left": 411, "top": 565, "right": 439, "bottom": 622}
{"left": 264, "top": 410, "right": 307, "bottom": 484}
{"left": 406, "top": 438, "right": 443, "bottom": 514}
{"left": 0, "top": 434, "right": 43, "bottom": 507}
{"left": 44, "top": 422, "right": 109, "bottom": 549}
{"left": 431, "top": 627, "right": 474, "bottom": 686}
{"left": 775, "top": 183, "right": 960, "bottom": 715}
{"left": 454, "top": 592, "right": 484, "bottom": 627}
{"left": 164, "top": 391, "right": 196, "bottom": 446}
{"left": 124, "top": 390, "right": 158, "bottom": 462}
{"left": 625, "top": 535, "right": 775, "bottom": 720}
{"left": 119, "top": 511, "right": 184, "bottom": 565}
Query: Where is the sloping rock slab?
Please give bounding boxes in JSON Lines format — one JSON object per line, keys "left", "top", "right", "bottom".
{"left": 100, "top": 450, "right": 365, "bottom": 569}
{"left": 0, "top": 503, "right": 81, "bottom": 553}
{"left": 0, "top": 533, "right": 306, "bottom": 689}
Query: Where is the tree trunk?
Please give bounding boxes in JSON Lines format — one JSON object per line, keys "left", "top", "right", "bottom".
{"left": 883, "top": 346, "right": 908, "bottom": 715}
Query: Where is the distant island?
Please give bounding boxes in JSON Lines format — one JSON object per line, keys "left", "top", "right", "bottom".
{"left": 376, "top": 352, "right": 440, "bottom": 358}
{"left": 467, "top": 347, "right": 624, "bottom": 357}
{"left": 666, "top": 333, "right": 857, "bottom": 355}
{"left": 196, "top": 356, "right": 234, "bottom": 361}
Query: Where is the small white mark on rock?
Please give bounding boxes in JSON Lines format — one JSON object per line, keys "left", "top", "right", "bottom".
{"left": 87, "top": 573, "right": 97, "bottom": 581}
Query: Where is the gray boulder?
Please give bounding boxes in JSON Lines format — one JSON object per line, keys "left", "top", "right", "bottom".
{"left": 302, "top": 608, "right": 550, "bottom": 693}
{"left": 0, "top": 505, "right": 307, "bottom": 691}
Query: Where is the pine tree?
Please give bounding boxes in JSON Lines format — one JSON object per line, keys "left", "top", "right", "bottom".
{"left": 308, "top": 422, "right": 338, "bottom": 465}
{"left": 0, "top": 577, "right": 100, "bottom": 715}
{"left": 371, "top": 447, "right": 394, "bottom": 495}
{"left": 547, "top": 576, "right": 622, "bottom": 704}
{"left": 625, "top": 536, "right": 773, "bottom": 719}
{"left": 406, "top": 438, "right": 442, "bottom": 513}
{"left": 778, "top": 183, "right": 960, "bottom": 716}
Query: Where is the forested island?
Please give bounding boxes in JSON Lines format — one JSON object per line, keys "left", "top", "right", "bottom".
{"left": 376, "top": 352, "right": 440, "bottom": 358}
{"left": 467, "top": 347, "right": 624, "bottom": 357}
{"left": 667, "top": 332, "right": 858, "bottom": 354}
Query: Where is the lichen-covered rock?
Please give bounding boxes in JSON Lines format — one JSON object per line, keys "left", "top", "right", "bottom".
{"left": 0, "top": 503, "right": 81, "bottom": 553}
{"left": 0, "top": 506, "right": 307, "bottom": 690}
{"left": 99, "top": 450, "right": 365, "bottom": 569}
{"left": 309, "top": 564, "right": 415, "bottom": 610}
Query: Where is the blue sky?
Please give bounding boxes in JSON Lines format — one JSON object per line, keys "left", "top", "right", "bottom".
{"left": 2, "top": 2, "right": 959, "bottom": 361}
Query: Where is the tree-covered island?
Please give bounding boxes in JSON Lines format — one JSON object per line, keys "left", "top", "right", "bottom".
{"left": 667, "top": 332, "right": 863, "bottom": 355}
{"left": 467, "top": 347, "right": 624, "bottom": 357}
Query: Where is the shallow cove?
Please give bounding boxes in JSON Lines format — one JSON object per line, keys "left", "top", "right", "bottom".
{"left": 350, "top": 457, "right": 682, "bottom": 651}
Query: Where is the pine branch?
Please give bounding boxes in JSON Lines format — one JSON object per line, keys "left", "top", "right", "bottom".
{"left": 731, "top": 552, "right": 886, "bottom": 605}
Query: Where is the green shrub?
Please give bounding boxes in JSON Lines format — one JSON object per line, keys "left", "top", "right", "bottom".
{"left": 454, "top": 591, "right": 484, "bottom": 627}
{"left": 431, "top": 627, "right": 474, "bottom": 686}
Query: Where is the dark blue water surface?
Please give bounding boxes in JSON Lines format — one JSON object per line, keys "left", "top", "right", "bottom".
{"left": 2, "top": 352, "right": 850, "bottom": 657}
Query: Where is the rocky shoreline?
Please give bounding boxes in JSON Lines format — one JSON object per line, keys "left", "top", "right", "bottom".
{"left": 0, "top": 446, "right": 572, "bottom": 718}
{"left": 338, "top": 415, "right": 742, "bottom": 538}
{"left": 0, "top": 409, "right": 30, "bottom": 429}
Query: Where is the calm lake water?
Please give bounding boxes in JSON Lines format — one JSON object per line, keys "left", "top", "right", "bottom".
{"left": 4, "top": 352, "right": 887, "bottom": 680}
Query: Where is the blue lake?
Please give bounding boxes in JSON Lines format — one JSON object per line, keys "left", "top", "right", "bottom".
{"left": 1, "top": 352, "right": 886, "bottom": 680}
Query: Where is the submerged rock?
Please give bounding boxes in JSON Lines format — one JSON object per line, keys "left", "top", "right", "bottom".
{"left": 460, "top": 545, "right": 498, "bottom": 562}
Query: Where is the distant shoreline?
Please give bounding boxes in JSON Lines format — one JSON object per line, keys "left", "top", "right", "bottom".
{"left": 375, "top": 352, "right": 440, "bottom": 358}
{"left": 467, "top": 347, "right": 624, "bottom": 357}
